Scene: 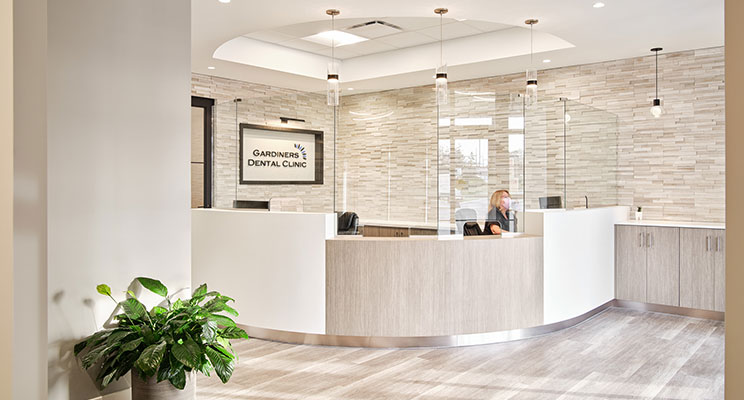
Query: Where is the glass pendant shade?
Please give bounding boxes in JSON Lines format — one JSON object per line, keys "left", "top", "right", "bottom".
{"left": 327, "top": 63, "right": 339, "bottom": 106}
{"left": 650, "top": 98, "right": 663, "bottom": 118}
{"left": 525, "top": 68, "right": 538, "bottom": 106}
{"left": 435, "top": 64, "right": 448, "bottom": 105}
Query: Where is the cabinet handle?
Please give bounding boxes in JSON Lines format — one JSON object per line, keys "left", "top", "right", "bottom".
{"left": 717, "top": 237, "right": 721, "bottom": 252}
{"left": 706, "top": 236, "right": 710, "bottom": 252}
{"left": 639, "top": 232, "right": 644, "bottom": 247}
{"left": 646, "top": 233, "right": 651, "bottom": 248}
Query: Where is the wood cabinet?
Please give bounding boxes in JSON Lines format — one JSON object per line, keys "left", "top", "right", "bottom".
{"left": 616, "top": 224, "right": 725, "bottom": 312}
{"left": 646, "top": 227, "right": 681, "bottom": 306}
{"left": 680, "top": 228, "right": 725, "bottom": 312}
{"left": 616, "top": 225, "right": 647, "bottom": 302}
{"left": 615, "top": 225, "right": 679, "bottom": 306}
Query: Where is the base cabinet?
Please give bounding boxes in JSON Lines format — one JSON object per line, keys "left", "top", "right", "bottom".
{"left": 616, "top": 224, "right": 725, "bottom": 312}
{"left": 680, "top": 228, "right": 725, "bottom": 312}
{"left": 615, "top": 226, "right": 679, "bottom": 306}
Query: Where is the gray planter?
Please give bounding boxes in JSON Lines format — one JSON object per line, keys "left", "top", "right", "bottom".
{"left": 131, "top": 371, "right": 195, "bottom": 400}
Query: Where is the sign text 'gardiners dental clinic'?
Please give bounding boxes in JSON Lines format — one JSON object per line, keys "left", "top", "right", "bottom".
{"left": 246, "top": 149, "right": 308, "bottom": 168}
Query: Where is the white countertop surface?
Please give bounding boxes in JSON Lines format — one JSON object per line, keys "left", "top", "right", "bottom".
{"left": 616, "top": 220, "right": 725, "bottom": 229}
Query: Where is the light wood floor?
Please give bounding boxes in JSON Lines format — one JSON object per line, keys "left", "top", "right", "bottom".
{"left": 197, "top": 308, "right": 724, "bottom": 399}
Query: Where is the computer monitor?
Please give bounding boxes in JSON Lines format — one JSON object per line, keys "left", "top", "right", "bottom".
{"left": 539, "top": 196, "right": 563, "bottom": 209}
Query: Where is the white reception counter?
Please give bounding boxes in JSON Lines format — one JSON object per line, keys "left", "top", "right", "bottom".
{"left": 192, "top": 206, "right": 629, "bottom": 347}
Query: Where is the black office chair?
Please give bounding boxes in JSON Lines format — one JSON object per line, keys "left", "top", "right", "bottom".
{"left": 455, "top": 208, "right": 478, "bottom": 234}
{"left": 337, "top": 212, "right": 359, "bottom": 235}
{"left": 463, "top": 221, "right": 483, "bottom": 236}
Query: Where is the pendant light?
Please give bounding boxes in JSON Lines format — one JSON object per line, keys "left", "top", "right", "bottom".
{"left": 650, "top": 47, "right": 663, "bottom": 118}
{"left": 525, "top": 19, "right": 539, "bottom": 106}
{"left": 326, "top": 9, "right": 340, "bottom": 106}
{"left": 434, "top": 8, "right": 448, "bottom": 105}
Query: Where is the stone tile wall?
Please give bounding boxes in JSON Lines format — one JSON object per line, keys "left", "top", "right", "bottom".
{"left": 192, "top": 46, "right": 725, "bottom": 223}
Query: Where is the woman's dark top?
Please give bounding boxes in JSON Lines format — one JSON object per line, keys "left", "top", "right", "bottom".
{"left": 484, "top": 208, "right": 510, "bottom": 234}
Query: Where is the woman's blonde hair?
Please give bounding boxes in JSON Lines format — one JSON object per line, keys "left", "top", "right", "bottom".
{"left": 489, "top": 190, "right": 510, "bottom": 212}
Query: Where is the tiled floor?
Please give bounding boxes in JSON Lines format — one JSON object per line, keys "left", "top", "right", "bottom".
{"left": 197, "top": 308, "right": 724, "bottom": 399}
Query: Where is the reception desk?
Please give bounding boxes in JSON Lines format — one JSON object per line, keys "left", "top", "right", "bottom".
{"left": 192, "top": 206, "right": 627, "bottom": 347}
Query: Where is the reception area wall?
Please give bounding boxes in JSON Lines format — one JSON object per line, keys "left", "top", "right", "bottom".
{"left": 193, "top": 46, "right": 724, "bottom": 222}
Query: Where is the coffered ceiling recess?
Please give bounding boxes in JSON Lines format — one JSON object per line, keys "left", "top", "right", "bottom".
{"left": 192, "top": 0, "right": 724, "bottom": 93}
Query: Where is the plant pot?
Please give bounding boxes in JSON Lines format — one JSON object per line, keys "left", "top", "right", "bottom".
{"left": 635, "top": 211, "right": 643, "bottom": 221}
{"left": 131, "top": 370, "right": 195, "bottom": 400}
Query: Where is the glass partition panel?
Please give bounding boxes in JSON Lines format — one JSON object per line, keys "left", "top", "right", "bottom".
{"left": 524, "top": 99, "right": 566, "bottom": 212}
{"left": 337, "top": 87, "right": 438, "bottom": 232}
{"left": 437, "top": 88, "right": 525, "bottom": 235}
{"left": 564, "top": 100, "right": 619, "bottom": 209}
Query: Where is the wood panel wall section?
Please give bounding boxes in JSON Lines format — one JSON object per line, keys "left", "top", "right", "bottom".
{"left": 325, "top": 236, "right": 543, "bottom": 337}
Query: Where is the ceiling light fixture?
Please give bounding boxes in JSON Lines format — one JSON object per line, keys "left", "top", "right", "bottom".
{"left": 326, "top": 9, "right": 340, "bottom": 107}
{"left": 593, "top": 2, "right": 605, "bottom": 8}
{"left": 650, "top": 47, "right": 664, "bottom": 118}
{"left": 525, "top": 19, "right": 539, "bottom": 106}
{"left": 542, "top": 59, "right": 551, "bottom": 63}
{"left": 302, "top": 30, "right": 368, "bottom": 47}
{"left": 347, "top": 88, "right": 354, "bottom": 91}
{"left": 218, "top": 0, "right": 231, "bottom": 3}
{"left": 434, "top": 7, "right": 449, "bottom": 106}
{"left": 207, "top": 66, "right": 216, "bottom": 70}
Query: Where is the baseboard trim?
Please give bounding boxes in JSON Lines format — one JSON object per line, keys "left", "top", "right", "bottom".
{"left": 612, "top": 299, "right": 725, "bottom": 321}
{"left": 239, "top": 300, "right": 615, "bottom": 349}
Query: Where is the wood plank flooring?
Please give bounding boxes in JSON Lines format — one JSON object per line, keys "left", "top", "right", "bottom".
{"left": 197, "top": 308, "right": 724, "bottom": 399}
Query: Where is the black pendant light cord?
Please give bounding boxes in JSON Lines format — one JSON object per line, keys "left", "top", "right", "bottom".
{"left": 332, "top": 14, "right": 335, "bottom": 65}
{"left": 440, "top": 13, "right": 443, "bottom": 66}
{"left": 530, "top": 23, "right": 534, "bottom": 65}
{"left": 655, "top": 50, "right": 658, "bottom": 99}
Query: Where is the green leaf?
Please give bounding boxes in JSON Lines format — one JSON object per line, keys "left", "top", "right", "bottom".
{"left": 151, "top": 306, "right": 168, "bottom": 315}
{"left": 192, "top": 283, "right": 207, "bottom": 298}
{"left": 168, "top": 367, "right": 186, "bottom": 390}
{"left": 137, "top": 277, "right": 168, "bottom": 297}
{"left": 134, "top": 341, "right": 167, "bottom": 376}
{"left": 171, "top": 338, "right": 202, "bottom": 370}
{"left": 220, "top": 327, "right": 249, "bottom": 340}
{"left": 201, "top": 320, "right": 218, "bottom": 344}
{"left": 96, "top": 284, "right": 112, "bottom": 297}
{"left": 208, "top": 314, "right": 236, "bottom": 328}
{"left": 172, "top": 298, "right": 185, "bottom": 310}
{"left": 120, "top": 337, "right": 143, "bottom": 352}
{"left": 205, "top": 346, "right": 235, "bottom": 384}
{"left": 119, "top": 298, "right": 147, "bottom": 320}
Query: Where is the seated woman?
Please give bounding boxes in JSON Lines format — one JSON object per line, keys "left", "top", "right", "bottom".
{"left": 484, "top": 190, "right": 514, "bottom": 235}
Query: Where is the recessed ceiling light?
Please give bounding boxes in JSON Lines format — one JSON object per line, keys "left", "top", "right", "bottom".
{"left": 302, "top": 30, "right": 368, "bottom": 47}
{"left": 543, "top": 59, "right": 551, "bottom": 63}
{"left": 218, "top": 0, "right": 230, "bottom": 3}
{"left": 456, "top": 18, "right": 468, "bottom": 22}
{"left": 347, "top": 88, "right": 355, "bottom": 91}
{"left": 593, "top": 2, "right": 605, "bottom": 8}
{"left": 207, "top": 66, "right": 216, "bottom": 70}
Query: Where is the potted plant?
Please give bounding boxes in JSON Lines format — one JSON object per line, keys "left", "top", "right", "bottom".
{"left": 74, "top": 277, "right": 248, "bottom": 400}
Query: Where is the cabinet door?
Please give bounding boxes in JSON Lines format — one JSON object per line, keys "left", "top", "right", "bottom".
{"left": 714, "top": 232, "right": 725, "bottom": 312}
{"left": 680, "top": 228, "right": 715, "bottom": 310}
{"left": 616, "top": 225, "right": 647, "bottom": 302}
{"left": 646, "top": 227, "right": 680, "bottom": 306}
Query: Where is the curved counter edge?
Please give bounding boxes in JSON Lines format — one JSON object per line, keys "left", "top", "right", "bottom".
{"left": 239, "top": 300, "right": 614, "bottom": 348}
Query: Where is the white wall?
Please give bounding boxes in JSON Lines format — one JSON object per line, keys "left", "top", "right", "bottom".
{"left": 46, "top": 1, "right": 191, "bottom": 399}
{"left": 13, "top": 0, "right": 48, "bottom": 398}
{"left": 1, "top": 0, "right": 14, "bottom": 397}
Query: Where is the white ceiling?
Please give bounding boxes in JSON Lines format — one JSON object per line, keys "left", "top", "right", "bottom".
{"left": 242, "top": 17, "right": 513, "bottom": 59}
{"left": 192, "top": 0, "right": 724, "bottom": 93}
